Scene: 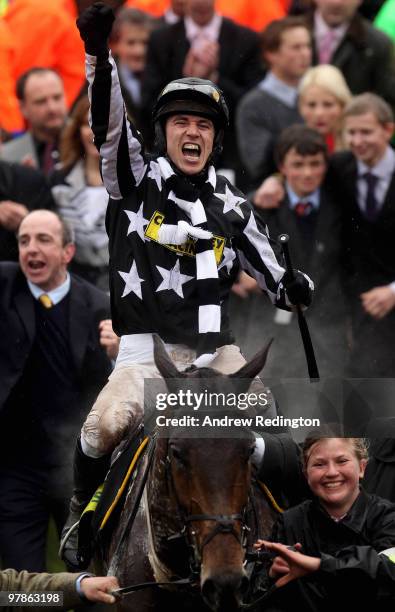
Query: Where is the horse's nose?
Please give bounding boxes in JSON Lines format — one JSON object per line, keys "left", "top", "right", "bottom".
{"left": 201, "top": 571, "right": 249, "bottom": 611}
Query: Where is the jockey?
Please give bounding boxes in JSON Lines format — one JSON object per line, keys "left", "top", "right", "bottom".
{"left": 60, "top": 2, "right": 314, "bottom": 569}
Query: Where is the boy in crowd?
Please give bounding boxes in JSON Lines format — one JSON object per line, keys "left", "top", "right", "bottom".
{"left": 110, "top": 7, "right": 157, "bottom": 140}
{"left": 261, "top": 124, "right": 347, "bottom": 378}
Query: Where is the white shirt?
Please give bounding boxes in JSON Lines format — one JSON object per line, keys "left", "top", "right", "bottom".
{"left": 184, "top": 13, "right": 222, "bottom": 48}
{"left": 259, "top": 72, "right": 299, "bottom": 109}
{"left": 28, "top": 272, "right": 71, "bottom": 304}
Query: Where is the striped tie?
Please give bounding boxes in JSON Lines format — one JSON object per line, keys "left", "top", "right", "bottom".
{"left": 39, "top": 294, "right": 53, "bottom": 309}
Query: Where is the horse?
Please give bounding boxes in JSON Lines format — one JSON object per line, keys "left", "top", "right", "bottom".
{"left": 93, "top": 337, "right": 281, "bottom": 611}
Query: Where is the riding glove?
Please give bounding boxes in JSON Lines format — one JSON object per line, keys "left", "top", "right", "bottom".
{"left": 282, "top": 269, "right": 313, "bottom": 307}
{"left": 76, "top": 2, "right": 115, "bottom": 57}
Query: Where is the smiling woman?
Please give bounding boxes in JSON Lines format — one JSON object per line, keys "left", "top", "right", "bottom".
{"left": 302, "top": 432, "right": 368, "bottom": 518}
{"left": 254, "top": 426, "right": 395, "bottom": 611}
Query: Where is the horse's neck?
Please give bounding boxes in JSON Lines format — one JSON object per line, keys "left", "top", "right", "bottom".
{"left": 145, "top": 445, "right": 188, "bottom": 581}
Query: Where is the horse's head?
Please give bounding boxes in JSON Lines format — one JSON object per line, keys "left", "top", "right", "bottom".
{"left": 153, "top": 336, "right": 272, "bottom": 612}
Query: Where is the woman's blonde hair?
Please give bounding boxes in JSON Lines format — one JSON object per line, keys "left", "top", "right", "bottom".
{"left": 302, "top": 424, "right": 369, "bottom": 470}
{"left": 59, "top": 95, "right": 90, "bottom": 170}
{"left": 299, "top": 64, "right": 352, "bottom": 108}
{"left": 298, "top": 65, "right": 352, "bottom": 150}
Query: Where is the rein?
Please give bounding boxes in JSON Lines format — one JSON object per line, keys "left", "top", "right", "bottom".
{"left": 107, "top": 434, "right": 157, "bottom": 576}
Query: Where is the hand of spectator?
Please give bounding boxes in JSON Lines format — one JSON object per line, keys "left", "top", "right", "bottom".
{"left": 80, "top": 575, "right": 120, "bottom": 604}
{"left": 76, "top": 2, "right": 115, "bottom": 56}
{"left": 0, "top": 200, "right": 29, "bottom": 231}
{"left": 253, "top": 540, "right": 303, "bottom": 579}
{"left": 182, "top": 42, "right": 219, "bottom": 79}
{"left": 361, "top": 286, "right": 395, "bottom": 319}
{"left": 253, "top": 176, "right": 284, "bottom": 210}
{"left": 195, "top": 40, "right": 219, "bottom": 71}
{"left": 99, "top": 319, "right": 120, "bottom": 360}
{"left": 21, "top": 154, "right": 37, "bottom": 169}
{"left": 231, "top": 271, "right": 259, "bottom": 298}
{"left": 269, "top": 542, "right": 303, "bottom": 579}
{"left": 255, "top": 540, "right": 320, "bottom": 587}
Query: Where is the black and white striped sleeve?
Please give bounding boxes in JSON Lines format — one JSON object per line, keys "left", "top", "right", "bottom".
{"left": 85, "top": 52, "right": 146, "bottom": 200}
{"left": 235, "top": 208, "right": 290, "bottom": 308}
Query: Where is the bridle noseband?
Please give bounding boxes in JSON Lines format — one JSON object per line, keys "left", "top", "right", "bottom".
{"left": 186, "top": 513, "right": 245, "bottom": 550}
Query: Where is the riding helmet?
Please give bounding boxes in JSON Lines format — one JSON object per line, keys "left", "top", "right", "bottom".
{"left": 152, "top": 77, "right": 229, "bottom": 157}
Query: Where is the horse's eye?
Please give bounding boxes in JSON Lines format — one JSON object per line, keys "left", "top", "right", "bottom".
{"left": 171, "top": 446, "right": 187, "bottom": 466}
{"left": 246, "top": 446, "right": 255, "bottom": 459}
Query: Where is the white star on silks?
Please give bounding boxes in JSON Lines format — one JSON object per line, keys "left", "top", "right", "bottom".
{"left": 156, "top": 259, "right": 194, "bottom": 298}
{"left": 147, "top": 161, "right": 163, "bottom": 191}
{"left": 214, "top": 184, "right": 246, "bottom": 219}
{"left": 218, "top": 246, "right": 236, "bottom": 274}
{"left": 124, "top": 202, "right": 149, "bottom": 242}
{"left": 118, "top": 261, "right": 145, "bottom": 299}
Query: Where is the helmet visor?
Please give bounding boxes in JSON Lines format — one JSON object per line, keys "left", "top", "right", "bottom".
{"left": 155, "top": 99, "right": 219, "bottom": 123}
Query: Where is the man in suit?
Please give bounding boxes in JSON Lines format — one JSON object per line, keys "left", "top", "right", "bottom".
{"left": 0, "top": 209, "right": 118, "bottom": 572}
{"left": 236, "top": 16, "right": 311, "bottom": 190}
{"left": 261, "top": 124, "right": 348, "bottom": 378}
{"left": 0, "top": 69, "right": 67, "bottom": 175}
{"left": 327, "top": 93, "right": 395, "bottom": 379}
{"left": 305, "top": 0, "right": 395, "bottom": 110}
{"left": 141, "top": 0, "right": 264, "bottom": 183}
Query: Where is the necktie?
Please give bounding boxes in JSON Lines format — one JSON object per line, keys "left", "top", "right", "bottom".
{"left": 363, "top": 172, "right": 379, "bottom": 221}
{"left": 39, "top": 294, "right": 53, "bottom": 309}
{"left": 319, "top": 29, "right": 336, "bottom": 64}
{"left": 42, "top": 142, "right": 55, "bottom": 175}
{"left": 295, "top": 201, "right": 313, "bottom": 217}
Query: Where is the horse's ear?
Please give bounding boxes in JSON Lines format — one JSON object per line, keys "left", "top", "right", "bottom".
{"left": 153, "top": 334, "right": 184, "bottom": 379}
{"left": 229, "top": 339, "right": 273, "bottom": 380}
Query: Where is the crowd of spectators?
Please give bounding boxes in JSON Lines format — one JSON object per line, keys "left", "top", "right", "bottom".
{"left": 1, "top": 0, "right": 395, "bottom": 605}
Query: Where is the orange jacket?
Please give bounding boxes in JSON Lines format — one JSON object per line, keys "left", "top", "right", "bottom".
{"left": 63, "top": 0, "right": 77, "bottom": 18}
{"left": 0, "top": 20, "right": 24, "bottom": 132}
{"left": 216, "top": 0, "right": 287, "bottom": 31}
{"left": 4, "top": 0, "right": 85, "bottom": 109}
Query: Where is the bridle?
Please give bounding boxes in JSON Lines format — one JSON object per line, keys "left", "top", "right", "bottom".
{"left": 182, "top": 511, "right": 250, "bottom": 576}
{"left": 110, "top": 436, "right": 276, "bottom": 609}
{"left": 163, "top": 441, "right": 252, "bottom": 579}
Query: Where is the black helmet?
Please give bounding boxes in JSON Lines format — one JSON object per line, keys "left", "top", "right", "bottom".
{"left": 152, "top": 77, "right": 229, "bottom": 158}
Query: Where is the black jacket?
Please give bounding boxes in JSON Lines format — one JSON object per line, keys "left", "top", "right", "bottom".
{"left": 309, "top": 11, "right": 395, "bottom": 109}
{"left": 269, "top": 490, "right": 395, "bottom": 611}
{"left": 0, "top": 262, "right": 112, "bottom": 414}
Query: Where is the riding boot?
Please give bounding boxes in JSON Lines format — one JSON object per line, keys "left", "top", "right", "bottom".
{"left": 59, "top": 437, "right": 111, "bottom": 570}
